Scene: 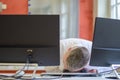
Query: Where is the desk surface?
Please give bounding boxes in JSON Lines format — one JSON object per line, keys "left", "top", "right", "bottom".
{"left": 39, "top": 72, "right": 118, "bottom": 80}
{"left": 0, "top": 74, "right": 117, "bottom": 80}
{"left": 0, "top": 73, "right": 118, "bottom": 80}
{"left": 33, "top": 77, "right": 117, "bottom": 80}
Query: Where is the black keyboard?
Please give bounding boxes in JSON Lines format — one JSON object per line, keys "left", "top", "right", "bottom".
{"left": 40, "top": 72, "right": 99, "bottom": 77}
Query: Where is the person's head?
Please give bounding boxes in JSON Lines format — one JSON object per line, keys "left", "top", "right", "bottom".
{"left": 63, "top": 46, "right": 90, "bottom": 72}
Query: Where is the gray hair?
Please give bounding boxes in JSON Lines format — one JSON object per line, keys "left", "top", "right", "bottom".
{"left": 66, "top": 47, "right": 90, "bottom": 71}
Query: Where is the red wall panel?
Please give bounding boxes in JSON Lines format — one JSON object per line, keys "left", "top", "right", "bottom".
{"left": 79, "top": 0, "right": 93, "bottom": 41}
{"left": 0, "top": 0, "right": 28, "bottom": 14}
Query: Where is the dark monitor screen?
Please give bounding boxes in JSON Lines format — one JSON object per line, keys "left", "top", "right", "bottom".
{"left": 0, "top": 15, "right": 60, "bottom": 66}
{"left": 90, "top": 17, "right": 120, "bottom": 67}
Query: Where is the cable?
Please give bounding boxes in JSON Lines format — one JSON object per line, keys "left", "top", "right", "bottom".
{"left": 12, "top": 54, "right": 31, "bottom": 79}
{"left": 0, "top": 54, "right": 31, "bottom": 79}
{"left": 111, "top": 65, "right": 120, "bottom": 79}
{"left": 98, "top": 67, "right": 120, "bottom": 75}
{"left": 96, "top": 66, "right": 120, "bottom": 79}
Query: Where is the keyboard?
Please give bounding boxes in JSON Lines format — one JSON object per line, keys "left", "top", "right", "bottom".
{"left": 40, "top": 72, "right": 99, "bottom": 77}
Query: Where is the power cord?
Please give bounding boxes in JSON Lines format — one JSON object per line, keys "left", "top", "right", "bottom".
{"left": 98, "top": 66, "right": 120, "bottom": 79}
{"left": 98, "top": 67, "right": 120, "bottom": 75}
{"left": 0, "top": 54, "right": 30, "bottom": 79}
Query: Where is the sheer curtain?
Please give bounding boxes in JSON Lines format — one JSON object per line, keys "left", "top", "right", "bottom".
{"left": 111, "top": 0, "right": 120, "bottom": 19}
{"left": 94, "top": 0, "right": 111, "bottom": 18}
{"left": 29, "top": 0, "right": 79, "bottom": 39}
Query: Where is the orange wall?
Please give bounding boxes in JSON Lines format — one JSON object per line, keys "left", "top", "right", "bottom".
{"left": 0, "top": 0, "right": 28, "bottom": 14}
{"left": 79, "top": 0, "right": 93, "bottom": 41}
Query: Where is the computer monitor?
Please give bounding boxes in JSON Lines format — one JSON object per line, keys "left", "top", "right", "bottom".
{"left": 90, "top": 17, "right": 120, "bottom": 67}
{"left": 0, "top": 15, "right": 60, "bottom": 66}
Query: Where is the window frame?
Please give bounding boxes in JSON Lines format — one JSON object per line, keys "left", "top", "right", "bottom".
{"left": 111, "top": 0, "right": 120, "bottom": 19}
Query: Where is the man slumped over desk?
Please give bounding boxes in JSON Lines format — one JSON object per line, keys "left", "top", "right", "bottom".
{"left": 45, "top": 38, "right": 103, "bottom": 73}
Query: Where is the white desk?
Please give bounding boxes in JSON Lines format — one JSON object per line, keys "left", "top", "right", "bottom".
{"left": 34, "top": 77, "right": 117, "bottom": 80}
{"left": 38, "top": 72, "right": 118, "bottom": 80}
{"left": 55, "top": 77, "right": 116, "bottom": 80}
{"left": 0, "top": 75, "right": 117, "bottom": 80}
{"left": 0, "top": 73, "right": 118, "bottom": 80}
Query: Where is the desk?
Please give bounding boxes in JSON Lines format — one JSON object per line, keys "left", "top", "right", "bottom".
{"left": 27, "top": 72, "right": 119, "bottom": 80}
{"left": 0, "top": 74, "right": 117, "bottom": 80}
{"left": 0, "top": 72, "right": 118, "bottom": 80}
{"left": 39, "top": 72, "right": 118, "bottom": 80}
{"left": 33, "top": 77, "right": 116, "bottom": 80}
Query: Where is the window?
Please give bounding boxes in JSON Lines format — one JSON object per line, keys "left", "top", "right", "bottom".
{"left": 29, "top": 0, "right": 79, "bottom": 39}
{"left": 111, "top": 0, "right": 120, "bottom": 19}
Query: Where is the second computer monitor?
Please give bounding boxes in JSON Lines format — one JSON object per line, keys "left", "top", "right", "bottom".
{"left": 90, "top": 17, "right": 120, "bottom": 67}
